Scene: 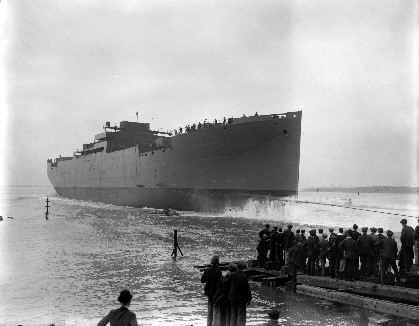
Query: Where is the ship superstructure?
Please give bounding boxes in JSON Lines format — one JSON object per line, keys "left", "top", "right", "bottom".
{"left": 47, "top": 111, "right": 302, "bottom": 211}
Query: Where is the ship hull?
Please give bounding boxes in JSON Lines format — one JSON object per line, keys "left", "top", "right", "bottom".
{"left": 48, "top": 112, "right": 302, "bottom": 211}
{"left": 53, "top": 186, "right": 296, "bottom": 211}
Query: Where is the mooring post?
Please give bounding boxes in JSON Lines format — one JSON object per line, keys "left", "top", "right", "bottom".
{"left": 45, "top": 197, "right": 50, "bottom": 220}
{"left": 171, "top": 229, "right": 184, "bottom": 258}
{"left": 173, "top": 229, "right": 178, "bottom": 258}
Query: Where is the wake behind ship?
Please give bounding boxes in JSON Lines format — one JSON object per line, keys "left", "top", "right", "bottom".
{"left": 47, "top": 111, "right": 302, "bottom": 211}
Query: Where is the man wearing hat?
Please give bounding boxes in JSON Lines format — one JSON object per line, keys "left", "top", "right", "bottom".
{"left": 257, "top": 234, "right": 270, "bottom": 267}
{"left": 357, "top": 227, "right": 374, "bottom": 279}
{"left": 339, "top": 229, "right": 359, "bottom": 281}
{"left": 381, "top": 230, "right": 400, "bottom": 285}
{"left": 414, "top": 219, "right": 419, "bottom": 265}
{"left": 98, "top": 289, "right": 138, "bottom": 326}
{"left": 269, "top": 227, "right": 280, "bottom": 262}
{"left": 282, "top": 224, "right": 294, "bottom": 265}
{"left": 228, "top": 260, "right": 252, "bottom": 326}
{"left": 400, "top": 218, "right": 415, "bottom": 274}
{"left": 259, "top": 224, "right": 271, "bottom": 239}
{"left": 328, "top": 228, "right": 339, "bottom": 278}
{"left": 370, "top": 227, "right": 380, "bottom": 276}
{"left": 305, "top": 230, "right": 318, "bottom": 276}
{"left": 201, "top": 255, "right": 222, "bottom": 325}
{"left": 319, "top": 233, "right": 329, "bottom": 276}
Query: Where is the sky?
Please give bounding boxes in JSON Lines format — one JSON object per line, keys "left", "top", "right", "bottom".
{"left": 0, "top": 0, "right": 417, "bottom": 189}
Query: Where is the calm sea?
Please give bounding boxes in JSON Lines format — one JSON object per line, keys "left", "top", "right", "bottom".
{"left": 0, "top": 186, "right": 418, "bottom": 326}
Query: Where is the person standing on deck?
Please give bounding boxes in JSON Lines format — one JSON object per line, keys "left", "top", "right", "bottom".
{"left": 315, "top": 229, "right": 324, "bottom": 269}
{"left": 335, "top": 228, "right": 346, "bottom": 278}
{"left": 269, "top": 227, "right": 280, "bottom": 261}
{"left": 277, "top": 228, "right": 284, "bottom": 266}
{"left": 283, "top": 224, "right": 294, "bottom": 266}
{"left": 377, "top": 228, "right": 386, "bottom": 275}
{"left": 259, "top": 224, "right": 271, "bottom": 239}
{"left": 305, "top": 230, "right": 318, "bottom": 276}
{"left": 339, "top": 229, "right": 359, "bottom": 281}
{"left": 328, "top": 228, "right": 338, "bottom": 278}
{"left": 201, "top": 255, "right": 222, "bottom": 326}
{"left": 228, "top": 260, "right": 252, "bottom": 326}
{"left": 357, "top": 227, "right": 374, "bottom": 280}
{"left": 414, "top": 219, "right": 419, "bottom": 265}
{"left": 319, "top": 234, "right": 329, "bottom": 276}
{"left": 381, "top": 230, "right": 400, "bottom": 285}
{"left": 400, "top": 218, "right": 415, "bottom": 274}
{"left": 352, "top": 224, "right": 361, "bottom": 271}
{"left": 257, "top": 234, "right": 270, "bottom": 267}
{"left": 213, "top": 263, "right": 237, "bottom": 326}
{"left": 370, "top": 227, "right": 380, "bottom": 276}
{"left": 289, "top": 239, "right": 305, "bottom": 283}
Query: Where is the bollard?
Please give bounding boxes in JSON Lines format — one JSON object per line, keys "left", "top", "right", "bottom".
{"left": 171, "top": 229, "right": 183, "bottom": 258}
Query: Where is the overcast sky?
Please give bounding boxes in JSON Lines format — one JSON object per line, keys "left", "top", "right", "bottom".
{"left": 0, "top": 0, "right": 417, "bottom": 188}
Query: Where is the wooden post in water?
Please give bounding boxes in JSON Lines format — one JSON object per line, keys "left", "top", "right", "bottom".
{"left": 171, "top": 230, "right": 183, "bottom": 258}
{"left": 45, "top": 197, "right": 50, "bottom": 220}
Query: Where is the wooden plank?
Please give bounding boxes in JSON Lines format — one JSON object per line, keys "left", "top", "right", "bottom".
{"left": 297, "top": 275, "right": 419, "bottom": 305}
{"left": 297, "top": 285, "right": 419, "bottom": 321}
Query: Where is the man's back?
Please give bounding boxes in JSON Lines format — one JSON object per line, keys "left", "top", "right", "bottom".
{"left": 201, "top": 265, "right": 222, "bottom": 299}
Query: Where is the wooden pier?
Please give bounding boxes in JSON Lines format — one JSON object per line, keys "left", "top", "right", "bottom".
{"left": 195, "top": 261, "right": 419, "bottom": 323}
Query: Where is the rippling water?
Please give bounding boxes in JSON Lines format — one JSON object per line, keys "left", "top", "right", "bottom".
{"left": 0, "top": 186, "right": 417, "bottom": 325}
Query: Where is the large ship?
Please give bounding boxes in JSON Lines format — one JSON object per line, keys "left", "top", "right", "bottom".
{"left": 47, "top": 111, "right": 302, "bottom": 211}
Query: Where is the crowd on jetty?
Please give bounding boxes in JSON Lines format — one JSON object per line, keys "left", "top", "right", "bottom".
{"left": 257, "top": 218, "right": 419, "bottom": 285}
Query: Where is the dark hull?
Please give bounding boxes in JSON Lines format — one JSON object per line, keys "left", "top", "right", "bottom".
{"left": 48, "top": 112, "right": 302, "bottom": 211}
{"left": 54, "top": 186, "right": 296, "bottom": 211}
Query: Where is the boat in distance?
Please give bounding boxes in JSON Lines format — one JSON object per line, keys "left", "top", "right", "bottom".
{"left": 47, "top": 111, "right": 302, "bottom": 211}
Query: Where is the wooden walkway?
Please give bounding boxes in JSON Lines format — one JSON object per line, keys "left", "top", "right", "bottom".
{"left": 196, "top": 262, "right": 419, "bottom": 322}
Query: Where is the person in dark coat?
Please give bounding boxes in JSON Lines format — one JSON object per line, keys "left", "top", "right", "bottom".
{"left": 352, "top": 224, "right": 361, "bottom": 241}
{"left": 276, "top": 227, "right": 284, "bottom": 266}
{"left": 381, "top": 230, "right": 400, "bottom": 285}
{"left": 377, "top": 227, "right": 386, "bottom": 275}
{"left": 315, "top": 229, "right": 324, "bottom": 269}
{"left": 335, "top": 228, "right": 346, "bottom": 276}
{"left": 357, "top": 227, "right": 374, "bottom": 279}
{"left": 328, "top": 228, "right": 338, "bottom": 278}
{"left": 201, "top": 255, "right": 222, "bottom": 326}
{"left": 319, "top": 234, "right": 329, "bottom": 276}
{"left": 213, "top": 263, "right": 237, "bottom": 326}
{"left": 400, "top": 218, "right": 415, "bottom": 273}
{"left": 97, "top": 289, "right": 138, "bottom": 326}
{"left": 282, "top": 224, "right": 294, "bottom": 265}
{"left": 259, "top": 224, "right": 271, "bottom": 239}
{"left": 339, "top": 229, "right": 359, "bottom": 281}
{"left": 227, "top": 260, "right": 252, "bottom": 326}
{"left": 370, "top": 227, "right": 380, "bottom": 276}
{"left": 288, "top": 240, "right": 305, "bottom": 283}
{"left": 269, "top": 227, "right": 280, "bottom": 261}
{"left": 305, "top": 230, "right": 318, "bottom": 276}
{"left": 257, "top": 234, "right": 270, "bottom": 267}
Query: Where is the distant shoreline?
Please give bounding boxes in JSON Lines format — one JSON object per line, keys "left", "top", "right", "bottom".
{"left": 301, "top": 186, "right": 419, "bottom": 194}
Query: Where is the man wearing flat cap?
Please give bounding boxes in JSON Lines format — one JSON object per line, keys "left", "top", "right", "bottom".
{"left": 201, "top": 255, "right": 222, "bottom": 325}
{"left": 400, "top": 219, "right": 414, "bottom": 274}
{"left": 282, "top": 224, "right": 294, "bottom": 265}
{"left": 357, "top": 227, "right": 374, "bottom": 279}
{"left": 381, "top": 230, "right": 400, "bottom": 285}
{"left": 259, "top": 224, "right": 271, "bottom": 239}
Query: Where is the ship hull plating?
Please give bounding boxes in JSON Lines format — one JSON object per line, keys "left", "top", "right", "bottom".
{"left": 48, "top": 112, "right": 302, "bottom": 211}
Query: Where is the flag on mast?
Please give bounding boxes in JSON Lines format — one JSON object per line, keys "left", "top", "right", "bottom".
{"left": 136, "top": 111, "right": 138, "bottom": 123}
